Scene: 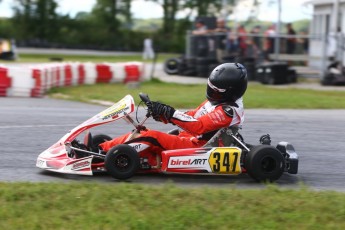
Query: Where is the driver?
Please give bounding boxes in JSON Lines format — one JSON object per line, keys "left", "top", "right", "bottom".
{"left": 99, "top": 63, "right": 248, "bottom": 155}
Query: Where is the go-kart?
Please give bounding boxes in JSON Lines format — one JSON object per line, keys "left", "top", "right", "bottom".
{"left": 36, "top": 93, "right": 299, "bottom": 182}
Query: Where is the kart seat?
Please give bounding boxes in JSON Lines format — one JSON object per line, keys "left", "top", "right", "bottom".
{"left": 203, "top": 125, "right": 242, "bottom": 147}
{"left": 84, "top": 131, "right": 93, "bottom": 151}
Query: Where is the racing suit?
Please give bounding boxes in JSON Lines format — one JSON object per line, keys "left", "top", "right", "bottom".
{"left": 99, "top": 98, "right": 244, "bottom": 154}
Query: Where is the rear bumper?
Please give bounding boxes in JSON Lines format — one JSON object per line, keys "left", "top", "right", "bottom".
{"left": 276, "top": 142, "right": 299, "bottom": 174}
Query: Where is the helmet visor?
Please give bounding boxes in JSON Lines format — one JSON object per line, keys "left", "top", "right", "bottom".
{"left": 206, "top": 79, "right": 226, "bottom": 104}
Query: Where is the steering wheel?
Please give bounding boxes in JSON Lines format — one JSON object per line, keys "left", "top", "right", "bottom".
{"left": 139, "top": 92, "right": 151, "bottom": 105}
{"left": 139, "top": 93, "right": 152, "bottom": 118}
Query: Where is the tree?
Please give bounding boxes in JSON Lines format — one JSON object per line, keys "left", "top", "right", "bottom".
{"left": 90, "top": 0, "right": 134, "bottom": 48}
{"left": 12, "top": 0, "right": 59, "bottom": 41}
{"left": 184, "top": 0, "right": 222, "bottom": 16}
{"left": 119, "top": 0, "right": 132, "bottom": 27}
{"left": 146, "top": 0, "right": 180, "bottom": 34}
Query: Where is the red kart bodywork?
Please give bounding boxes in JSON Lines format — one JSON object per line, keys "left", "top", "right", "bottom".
{"left": 36, "top": 95, "right": 243, "bottom": 176}
{"left": 36, "top": 94, "right": 298, "bottom": 181}
{"left": 37, "top": 95, "right": 135, "bottom": 175}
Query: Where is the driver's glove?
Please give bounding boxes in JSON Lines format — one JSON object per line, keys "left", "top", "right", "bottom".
{"left": 150, "top": 101, "right": 175, "bottom": 122}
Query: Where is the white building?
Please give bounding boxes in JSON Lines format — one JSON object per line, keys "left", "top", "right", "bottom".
{"left": 309, "top": 0, "right": 345, "bottom": 70}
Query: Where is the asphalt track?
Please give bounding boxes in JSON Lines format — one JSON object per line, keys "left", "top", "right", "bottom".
{"left": 1, "top": 97, "right": 345, "bottom": 192}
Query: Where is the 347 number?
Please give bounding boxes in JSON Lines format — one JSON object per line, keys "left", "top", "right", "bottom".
{"left": 209, "top": 149, "right": 241, "bottom": 174}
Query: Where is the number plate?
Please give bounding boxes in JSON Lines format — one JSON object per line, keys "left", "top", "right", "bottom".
{"left": 208, "top": 148, "right": 242, "bottom": 174}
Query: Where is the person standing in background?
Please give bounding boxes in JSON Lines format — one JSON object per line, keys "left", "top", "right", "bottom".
{"left": 251, "top": 25, "right": 262, "bottom": 52}
{"left": 237, "top": 25, "right": 247, "bottom": 57}
{"left": 212, "top": 18, "right": 229, "bottom": 62}
{"left": 298, "top": 31, "right": 309, "bottom": 65}
{"left": 143, "top": 37, "right": 155, "bottom": 60}
{"left": 192, "top": 20, "right": 208, "bottom": 35}
{"left": 263, "top": 24, "right": 276, "bottom": 60}
{"left": 286, "top": 23, "right": 296, "bottom": 54}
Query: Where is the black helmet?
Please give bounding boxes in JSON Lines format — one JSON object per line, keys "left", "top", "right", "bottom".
{"left": 206, "top": 63, "right": 247, "bottom": 105}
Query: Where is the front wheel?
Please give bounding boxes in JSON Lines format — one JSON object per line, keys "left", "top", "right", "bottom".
{"left": 245, "top": 145, "right": 284, "bottom": 182}
{"left": 105, "top": 144, "right": 140, "bottom": 180}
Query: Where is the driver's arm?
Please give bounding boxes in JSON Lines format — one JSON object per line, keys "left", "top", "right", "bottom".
{"left": 183, "top": 100, "right": 208, "bottom": 117}
{"left": 170, "top": 105, "right": 236, "bottom": 136}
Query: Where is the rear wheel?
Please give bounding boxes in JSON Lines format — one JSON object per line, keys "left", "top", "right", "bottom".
{"left": 105, "top": 144, "right": 140, "bottom": 180}
{"left": 245, "top": 145, "right": 284, "bottom": 182}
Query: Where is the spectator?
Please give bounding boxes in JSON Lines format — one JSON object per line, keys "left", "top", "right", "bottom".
{"left": 286, "top": 23, "right": 296, "bottom": 54}
{"left": 298, "top": 31, "right": 309, "bottom": 54}
{"left": 237, "top": 24, "right": 247, "bottom": 57}
{"left": 251, "top": 25, "right": 262, "bottom": 51}
{"left": 298, "top": 31, "right": 309, "bottom": 65}
{"left": 213, "top": 18, "right": 228, "bottom": 33}
{"left": 244, "top": 38, "right": 259, "bottom": 59}
{"left": 192, "top": 20, "right": 208, "bottom": 35}
{"left": 212, "top": 18, "right": 230, "bottom": 62}
{"left": 142, "top": 37, "right": 155, "bottom": 60}
{"left": 264, "top": 24, "right": 276, "bottom": 60}
{"left": 192, "top": 20, "right": 209, "bottom": 57}
{"left": 226, "top": 28, "right": 239, "bottom": 55}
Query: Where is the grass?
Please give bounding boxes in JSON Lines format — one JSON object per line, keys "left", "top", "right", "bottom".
{"left": 5, "top": 55, "right": 345, "bottom": 229}
{"left": 1, "top": 182, "right": 345, "bottom": 229}
{"left": 48, "top": 80, "right": 345, "bottom": 109}
{"left": 13, "top": 53, "right": 178, "bottom": 63}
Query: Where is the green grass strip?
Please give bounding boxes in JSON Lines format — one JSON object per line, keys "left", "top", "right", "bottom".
{"left": 0, "top": 182, "right": 345, "bottom": 229}
{"left": 48, "top": 80, "right": 345, "bottom": 109}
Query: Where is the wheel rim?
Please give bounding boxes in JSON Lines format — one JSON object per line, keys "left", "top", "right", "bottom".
{"left": 114, "top": 153, "right": 131, "bottom": 172}
{"left": 260, "top": 156, "right": 276, "bottom": 173}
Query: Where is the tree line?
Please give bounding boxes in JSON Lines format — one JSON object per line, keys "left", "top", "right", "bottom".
{"left": 1, "top": 0, "right": 309, "bottom": 53}
{"left": 0, "top": 0, "right": 238, "bottom": 52}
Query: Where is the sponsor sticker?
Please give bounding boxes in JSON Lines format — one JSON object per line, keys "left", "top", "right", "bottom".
{"left": 128, "top": 143, "right": 149, "bottom": 152}
{"left": 222, "top": 105, "right": 234, "bottom": 118}
{"left": 101, "top": 104, "right": 129, "bottom": 120}
{"left": 72, "top": 160, "right": 90, "bottom": 170}
{"left": 168, "top": 156, "right": 208, "bottom": 169}
{"left": 174, "top": 112, "right": 198, "bottom": 122}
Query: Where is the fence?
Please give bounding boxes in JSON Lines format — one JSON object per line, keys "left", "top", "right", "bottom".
{"left": 185, "top": 31, "right": 345, "bottom": 76}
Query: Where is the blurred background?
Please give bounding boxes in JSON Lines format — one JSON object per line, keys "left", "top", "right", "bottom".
{"left": 0, "top": 0, "right": 344, "bottom": 84}
{"left": 0, "top": 0, "right": 311, "bottom": 52}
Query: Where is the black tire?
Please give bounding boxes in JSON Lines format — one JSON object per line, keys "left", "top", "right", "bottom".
{"left": 164, "top": 58, "right": 181, "bottom": 75}
{"left": 196, "top": 64, "right": 209, "bottom": 78}
{"left": 196, "top": 57, "right": 218, "bottom": 65}
{"left": 186, "top": 58, "right": 196, "bottom": 68}
{"left": 105, "top": 144, "right": 140, "bottom": 180}
{"left": 263, "top": 74, "right": 275, "bottom": 85}
{"left": 245, "top": 145, "right": 285, "bottom": 182}
{"left": 180, "top": 68, "right": 197, "bottom": 76}
{"left": 91, "top": 134, "right": 112, "bottom": 152}
{"left": 287, "top": 68, "right": 297, "bottom": 83}
{"left": 321, "top": 73, "right": 334, "bottom": 86}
